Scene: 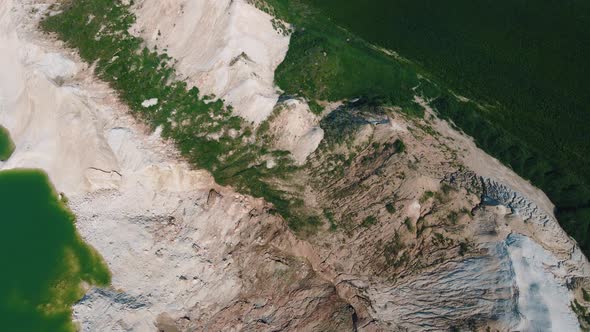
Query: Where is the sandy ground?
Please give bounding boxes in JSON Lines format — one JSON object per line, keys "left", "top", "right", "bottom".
{"left": 0, "top": 3, "right": 347, "bottom": 331}
{"left": 414, "top": 96, "right": 589, "bottom": 269}
{"left": 129, "top": 0, "right": 325, "bottom": 162}
{"left": 0, "top": 1, "right": 108, "bottom": 194}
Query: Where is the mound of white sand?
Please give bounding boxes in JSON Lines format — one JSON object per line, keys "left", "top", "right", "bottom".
{"left": 269, "top": 99, "right": 324, "bottom": 165}
{"left": 0, "top": 6, "right": 117, "bottom": 194}
{"left": 130, "top": 0, "right": 290, "bottom": 125}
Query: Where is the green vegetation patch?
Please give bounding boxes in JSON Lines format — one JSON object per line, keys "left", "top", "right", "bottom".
{"left": 0, "top": 125, "right": 15, "bottom": 161}
{"left": 403, "top": 217, "right": 414, "bottom": 232}
{"left": 385, "top": 203, "right": 396, "bottom": 214}
{"left": 432, "top": 95, "right": 590, "bottom": 255}
{"left": 572, "top": 299, "right": 590, "bottom": 330}
{"left": 447, "top": 211, "right": 460, "bottom": 225}
{"left": 323, "top": 209, "right": 337, "bottom": 231}
{"left": 419, "top": 191, "right": 435, "bottom": 204}
{"left": 307, "top": 0, "right": 590, "bottom": 187}
{"left": 361, "top": 215, "right": 378, "bottom": 227}
{"left": 0, "top": 170, "right": 110, "bottom": 332}
{"left": 384, "top": 231, "right": 407, "bottom": 268}
{"left": 263, "top": 0, "right": 428, "bottom": 114}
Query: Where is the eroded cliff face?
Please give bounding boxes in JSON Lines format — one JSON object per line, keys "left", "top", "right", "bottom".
{"left": 291, "top": 101, "right": 589, "bottom": 330}
{"left": 1, "top": 1, "right": 589, "bottom": 331}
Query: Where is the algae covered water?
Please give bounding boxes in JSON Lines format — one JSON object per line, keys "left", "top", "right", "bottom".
{"left": 0, "top": 125, "right": 14, "bottom": 161}
{"left": 0, "top": 170, "right": 110, "bottom": 331}
{"left": 0, "top": 129, "right": 110, "bottom": 331}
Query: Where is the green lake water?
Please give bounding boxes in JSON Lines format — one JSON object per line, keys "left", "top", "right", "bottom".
{"left": 0, "top": 128, "right": 110, "bottom": 331}
{"left": 0, "top": 125, "right": 14, "bottom": 161}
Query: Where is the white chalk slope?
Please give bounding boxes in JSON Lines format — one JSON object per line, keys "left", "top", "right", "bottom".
{"left": 130, "top": 0, "right": 289, "bottom": 125}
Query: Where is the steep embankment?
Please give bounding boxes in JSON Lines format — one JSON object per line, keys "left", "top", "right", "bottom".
{"left": 1, "top": 0, "right": 589, "bottom": 331}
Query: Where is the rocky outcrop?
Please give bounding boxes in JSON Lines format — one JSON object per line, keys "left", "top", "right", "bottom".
{"left": 447, "top": 171, "right": 589, "bottom": 275}
{"left": 367, "top": 241, "right": 520, "bottom": 331}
